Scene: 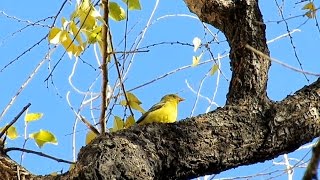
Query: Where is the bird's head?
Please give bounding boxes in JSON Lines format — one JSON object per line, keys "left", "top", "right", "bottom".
{"left": 161, "top": 94, "right": 184, "bottom": 103}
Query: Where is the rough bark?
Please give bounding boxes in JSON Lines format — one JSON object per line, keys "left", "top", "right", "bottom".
{"left": 1, "top": 0, "right": 319, "bottom": 179}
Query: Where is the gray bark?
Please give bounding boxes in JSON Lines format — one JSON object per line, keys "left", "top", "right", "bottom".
{"left": 1, "top": 0, "right": 319, "bottom": 179}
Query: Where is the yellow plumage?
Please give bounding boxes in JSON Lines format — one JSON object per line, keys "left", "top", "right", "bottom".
{"left": 136, "top": 94, "right": 184, "bottom": 125}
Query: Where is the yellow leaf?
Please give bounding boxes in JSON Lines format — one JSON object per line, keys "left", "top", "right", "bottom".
{"left": 306, "top": 11, "right": 316, "bottom": 19}
{"left": 85, "top": 130, "right": 97, "bottom": 145}
{"left": 126, "top": 92, "right": 142, "bottom": 104}
{"left": 80, "top": 13, "right": 96, "bottom": 30}
{"left": 302, "top": 2, "right": 315, "bottom": 11}
{"left": 192, "top": 52, "right": 203, "bottom": 67}
{"left": 210, "top": 64, "right": 219, "bottom": 75}
{"left": 48, "top": 27, "right": 62, "bottom": 44}
{"left": 87, "top": 26, "right": 102, "bottom": 44}
{"left": 302, "top": 2, "right": 316, "bottom": 19}
{"left": 193, "top": 37, "right": 201, "bottom": 52}
{"left": 70, "top": 21, "right": 83, "bottom": 44}
{"left": 60, "top": 31, "right": 77, "bottom": 57}
{"left": 73, "top": 45, "right": 84, "bottom": 57}
{"left": 111, "top": 116, "right": 124, "bottom": 132}
{"left": 61, "top": 17, "right": 69, "bottom": 29}
{"left": 124, "top": 115, "right": 136, "bottom": 128}
{"left": 0, "top": 125, "right": 18, "bottom": 140}
{"left": 192, "top": 56, "right": 199, "bottom": 67}
{"left": 71, "top": 0, "right": 99, "bottom": 30}
{"left": 80, "top": 0, "right": 90, "bottom": 9}
{"left": 25, "top": 113, "right": 43, "bottom": 122}
{"left": 69, "top": 164, "right": 75, "bottom": 171}
{"left": 120, "top": 92, "right": 145, "bottom": 113}
{"left": 29, "top": 129, "right": 58, "bottom": 148}
{"left": 129, "top": 101, "right": 145, "bottom": 113}
{"left": 109, "top": 2, "right": 126, "bottom": 21}
{"left": 122, "top": 0, "right": 142, "bottom": 10}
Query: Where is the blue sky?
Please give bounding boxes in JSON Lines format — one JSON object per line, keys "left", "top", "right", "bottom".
{"left": 0, "top": 0, "right": 319, "bottom": 178}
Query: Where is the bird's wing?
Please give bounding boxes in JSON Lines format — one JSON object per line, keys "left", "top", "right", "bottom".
{"left": 136, "top": 101, "right": 165, "bottom": 124}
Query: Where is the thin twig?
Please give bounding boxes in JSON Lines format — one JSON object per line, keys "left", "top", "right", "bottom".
{"left": 123, "top": 0, "right": 160, "bottom": 80}
{"left": 108, "top": 31, "right": 134, "bottom": 117}
{"left": 80, "top": 116, "right": 100, "bottom": 135}
{"left": 128, "top": 54, "right": 229, "bottom": 92}
{"left": 5, "top": 147, "right": 74, "bottom": 164}
{"left": 274, "top": 0, "right": 309, "bottom": 83}
{"left": 190, "top": 72, "right": 210, "bottom": 117}
{"left": 110, "top": 50, "right": 149, "bottom": 54}
{"left": 0, "top": 103, "right": 31, "bottom": 139}
{"left": 0, "top": 49, "right": 51, "bottom": 121}
{"left": 245, "top": 44, "right": 320, "bottom": 76}
{"left": 0, "top": 35, "right": 47, "bottom": 73}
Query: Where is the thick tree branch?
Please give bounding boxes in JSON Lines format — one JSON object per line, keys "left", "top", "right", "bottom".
{"left": 184, "top": 0, "right": 270, "bottom": 105}
{"left": 1, "top": 0, "right": 319, "bottom": 180}
{"left": 58, "top": 78, "right": 320, "bottom": 180}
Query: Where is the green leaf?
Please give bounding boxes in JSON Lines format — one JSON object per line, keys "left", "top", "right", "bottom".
{"left": 25, "top": 113, "right": 43, "bottom": 122}
{"left": 29, "top": 129, "right": 58, "bottom": 148}
{"left": 122, "top": 0, "right": 141, "bottom": 10}
{"left": 109, "top": 2, "right": 126, "bottom": 21}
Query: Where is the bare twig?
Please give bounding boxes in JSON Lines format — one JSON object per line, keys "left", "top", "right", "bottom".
{"left": 108, "top": 31, "right": 134, "bottom": 118}
{"left": 190, "top": 71, "right": 210, "bottom": 117}
{"left": 245, "top": 44, "right": 320, "bottom": 77}
{"left": 80, "top": 116, "right": 100, "bottom": 135}
{"left": 0, "top": 49, "right": 52, "bottom": 121}
{"left": 5, "top": 147, "right": 74, "bottom": 164}
{"left": 0, "top": 35, "right": 47, "bottom": 73}
{"left": 274, "top": 0, "right": 309, "bottom": 83}
{"left": 128, "top": 54, "right": 229, "bottom": 92}
{"left": 0, "top": 103, "right": 31, "bottom": 139}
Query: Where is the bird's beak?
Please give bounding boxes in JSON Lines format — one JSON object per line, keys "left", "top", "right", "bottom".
{"left": 178, "top": 97, "right": 185, "bottom": 102}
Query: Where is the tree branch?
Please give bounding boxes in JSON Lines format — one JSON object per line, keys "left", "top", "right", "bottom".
{"left": 59, "top": 78, "right": 320, "bottom": 179}
{"left": 0, "top": 103, "right": 31, "bottom": 139}
{"left": 1, "top": 1, "right": 319, "bottom": 180}
{"left": 184, "top": 0, "right": 270, "bottom": 105}
{"left": 99, "top": 0, "right": 110, "bottom": 134}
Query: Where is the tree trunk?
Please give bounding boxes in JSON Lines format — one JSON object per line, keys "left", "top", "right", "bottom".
{"left": 1, "top": 0, "right": 320, "bottom": 179}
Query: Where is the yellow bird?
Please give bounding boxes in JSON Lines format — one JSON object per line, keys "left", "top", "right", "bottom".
{"left": 136, "top": 94, "right": 184, "bottom": 125}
